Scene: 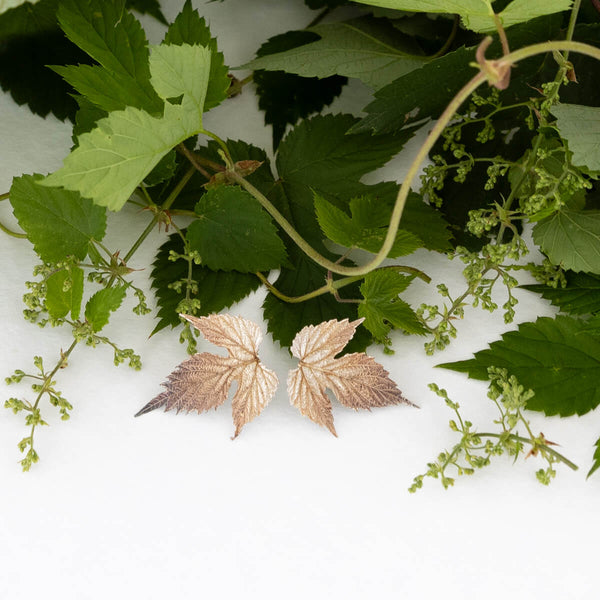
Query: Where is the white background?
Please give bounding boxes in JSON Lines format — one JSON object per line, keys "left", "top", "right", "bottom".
{"left": 0, "top": 1, "right": 597, "bottom": 598}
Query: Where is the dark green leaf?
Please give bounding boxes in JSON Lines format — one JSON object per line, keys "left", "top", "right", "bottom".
{"left": 400, "top": 193, "right": 453, "bottom": 252}
{"left": 521, "top": 271, "right": 600, "bottom": 316}
{"left": 439, "top": 315, "right": 600, "bottom": 417}
{"left": 72, "top": 95, "right": 108, "bottom": 141}
{"left": 45, "top": 266, "right": 84, "bottom": 320}
{"left": 262, "top": 114, "right": 413, "bottom": 349}
{"left": 126, "top": 0, "right": 167, "bottom": 24}
{"left": 0, "top": 0, "right": 92, "bottom": 120}
{"left": 587, "top": 436, "right": 600, "bottom": 479}
{"left": 358, "top": 269, "right": 427, "bottom": 343}
{"left": 150, "top": 233, "right": 260, "bottom": 335}
{"left": 533, "top": 209, "right": 600, "bottom": 274}
{"left": 559, "top": 24, "right": 600, "bottom": 108}
{"left": 351, "top": 14, "right": 562, "bottom": 134}
{"left": 144, "top": 150, "right": 177, "bottom": 187}
{"left": 262, "top": 247, "right": 372, "bottom": 353}
{"left": 304, "top": 0, "right": 347, "bottom": 8}
{"left": 85, "top": 286, "right": 127, "bottom": 332}
{"left": 163, "top": 0, "right": 230, "bottom": 110}
{"left": 253, "top": 30, "right": 347, "bottom": 149}
{"left": 187, "top": 186, "right": 287, "bottom": 272}
{"left": 9, "top": 174, "right": 106, "bottom": 262}
{"left": 56, "top": 0, "right": 162, "bottom": 114}
{"left": 274, "top": 114, "right": 416, "bottom": 251}
{"left": 244, "top": 16, "right": 427, "bottom": 90}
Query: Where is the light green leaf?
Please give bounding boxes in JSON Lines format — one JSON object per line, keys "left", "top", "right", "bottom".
{"left": 187, "top": 186, "right": 287, "bottom": 272}
{"left": 359, "top": 269, "right": 427, "bottom": 342}
{"left": 351, "top": 0, "right": 571, "bottom": 33}
{"left": 243, "top": 16, "right": 426, "bottom": 90}
{"left": 0, "top": 0, "right": 39, "bottom": 16}
{"left": 45, "top": 267, "right": 84, "bottom": 321}
{"left": 438, "top": 315, "right": 600, "bottom": 416}
{"left": 163, "top": 0, "right": 230, "bottom": 110}
{"left": 533, "top": 209, "right": 600, "bottom": 274}
{"left": 9, "top": 174, "right": 106, "bottom": 262}
{"left": 552, "top": 103, "right": 600, "bottom": 172}
{"left": 149, "top": 43, "right": 211, "bottom": 126}
{"left": 315, "top": 193, "right": 423, "bottom": 257}
{"left": 85, "top": 286, "right": 127, "bottom": 332}
{"left": 42, "top": 44, "right": 212, "bottom": 211}
{"left": 43, "top": 104, "right": 192, "bottom": 211}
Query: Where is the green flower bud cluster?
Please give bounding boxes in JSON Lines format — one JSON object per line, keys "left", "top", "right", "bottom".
{"left": 409, "top": 368, "right": 570, "bottom": 492}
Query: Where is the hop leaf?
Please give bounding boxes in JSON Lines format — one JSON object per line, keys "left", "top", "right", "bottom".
{"left": 135, "top": 314, "right": 278, "bottom": 438}
{"left": 287, "top": 318, "right": 414, "bottom": 436}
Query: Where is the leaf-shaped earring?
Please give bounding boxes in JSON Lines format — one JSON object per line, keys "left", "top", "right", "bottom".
{"left": 287, "top": 318, "right": 415, "bottom": 436}
{"left": 135, "top": 313, "right": 278, "bottom": 438}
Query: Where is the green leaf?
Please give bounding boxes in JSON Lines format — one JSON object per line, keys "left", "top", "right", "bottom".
{"left": 187, "top": 186, "right": 287, "bottom": 272}
{"left": 85, "top": 286, "right": 127, "bottom": 332}
{"left": 163, "top": 0, "right": 229, "bottom": 111}
{"left": 150, "top": 233, "right": 260, "bottom": 335}
{"left": 358, "top": 269, "right": 427, "bottom": 342}
{"left": 314, "top": 193, "right": 423, "bottom": 257}
{"left": 533, "top": 209, "right": 600, "bottom": 274}
{"left": 243, "top": 16, "right": 426, "bottom": 90}
{"left": 9, "top": 174, "right": 106, "bottom": 262}
{"left": 352, "top": 14, "right": 562, "bottom": 134}
{"left": 588, "top": 437, "right": 600, "bottom": 478}
{"left": 350, "top": 0, "right": 571, "bottom": 33}
{"left": 42, "top": 43, "right": 212, "bottom": 211}
{"left": 521, "top": 271, "right": 600, "bottom": 316}
{"left": 45, "top": 266, "right": 84, "bottom": 320}
{"left": 262, "top": 113, "right": 413, "bottom": 349}
{"left": 439, "top": 315, "right": 600, "bottom": 416}
{"left": 252, "top": 30, "right": 347, "bottom": 149}
{"left": 56, "top": 0, "right": 162, "bottom": 113}
{"left": 552, "top": 103, "right": 600, "bottom": 172}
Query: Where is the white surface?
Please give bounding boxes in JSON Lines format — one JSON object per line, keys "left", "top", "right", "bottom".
{"left": 0, "top": 1, "right": 597, "bottom": 598}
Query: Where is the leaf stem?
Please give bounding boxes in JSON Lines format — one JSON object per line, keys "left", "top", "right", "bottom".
{"left": 563, "top": 0, "right": 582, "bottom": 62}
{"left": 0, "top": 191, "right": 9, "bottom": 201}
{"left": 27, "top": 339, "right": 78, "bottom": 464}
{"left": 307, "top": 7, "right": 331, "bottom": 28}
{"left": 477, "top": 432, "right": 578, "bottom": 471}
{"left": 199, "top": 129, "right": 233, "bottom": 167}
{"left": 430, "top": 15, "right": 459, "bottom": 59}
{"left": 0, "top": 220, "right": 27, "bottom": 238}
{"left": 177, "top": 143, "right": 211, "bottom": 179}
{"left": 256, "top": 264, "right": 430, "bottom": 304}
{"left": 121, "top": 165, "right": 196, "bottom": 265}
